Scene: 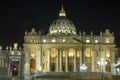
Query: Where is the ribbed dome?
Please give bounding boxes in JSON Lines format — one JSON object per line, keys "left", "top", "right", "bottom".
{"left": 49, "top": 6, "right": 77, "bottom": 35}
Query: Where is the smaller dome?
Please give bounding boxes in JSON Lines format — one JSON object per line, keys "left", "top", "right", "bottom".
{"left": 49, "top": 5, "right": 77, "bottom": 35}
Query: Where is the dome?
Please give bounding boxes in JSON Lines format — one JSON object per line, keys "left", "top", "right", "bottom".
{"left": 49, "top": 6, "right": 77, "bottom": 35}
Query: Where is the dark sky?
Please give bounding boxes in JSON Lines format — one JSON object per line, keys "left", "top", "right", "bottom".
{"left": 0, "top": 0, "right": 120, "bottom": 47}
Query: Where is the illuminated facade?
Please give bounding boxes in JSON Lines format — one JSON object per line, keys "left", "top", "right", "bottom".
{"left": 0, "top": 44, "right": 24, "bottom": 78}
{"left": 23, "top": 6, "right": 117, "bottom": 76}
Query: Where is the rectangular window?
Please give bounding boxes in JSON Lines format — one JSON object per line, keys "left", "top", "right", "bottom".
{"left": 52, "top": 39, "right": 56, "bottom": 42}
{"left": 86, "top": 39, "right": 90, "bottom": 43}
{"left": 0, "top": 59, "right": 5, "bottom": 67}
{"left": 0, "top": 59, "right": 1, "bottom": 67}
{"left": 95, "top": 40, "right": 98, "bottom": 43}
{"left": 43, "top": 39, "right": 46, "bottom": 43}
{"left": 106, "top": 38, "right": 110, "bottom": 43}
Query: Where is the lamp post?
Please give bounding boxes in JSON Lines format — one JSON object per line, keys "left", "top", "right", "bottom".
{"left": 80, "top": 64, "right": 87, "bottom": 72}
{"left": 34, "top": 71, "right": 37, "bottom": 80}
{"left": 98, "top": 58, "right": 107, "bottom": 80}
{"left": 80, "top": 64, "right": 87, "bottom": 80}
{"left": 80, "top": 44, "right": 87, "bottom": 72}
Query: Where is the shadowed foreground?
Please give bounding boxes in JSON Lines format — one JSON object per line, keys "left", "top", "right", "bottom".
{"left": 1, "top": 72, "right": 120, "bottom": 80}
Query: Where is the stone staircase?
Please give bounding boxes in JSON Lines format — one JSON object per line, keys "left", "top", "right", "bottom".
{"left": 35, "top": 72, "right": 113, "bottom": 80}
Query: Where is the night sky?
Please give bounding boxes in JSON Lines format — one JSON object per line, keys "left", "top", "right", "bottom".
{"left": 0, "top": 0, "right": 120, "bottom": 47}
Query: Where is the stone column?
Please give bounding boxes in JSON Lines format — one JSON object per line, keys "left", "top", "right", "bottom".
{"left": 23, "top": 52, "right": 32, "bottom": 80}
{"left": 24, "top": 62, "right": 30, "bottom": 74}
{"left": 59, "top": 49, "right": 62, "bottom": 72}
{"left": 18, "top": 60, "right": 21, "bottom": 77}
{"left": 74, "top": 50, "right": 77, "bottom": 72}
{"left": 36, "top": 49, "right": 40, "bottom": 71}
{"left": 83, "top": 50, "right": 85, "bottom": 64}
{"left": 40, "top": 48, "right": 42, "bottom": 70}
{"left": 56, "top": 50, "right": 59, "bottom": 72}
{"left": 91, "top": 50, "right": 94, "bottom": 72}
{"left": 8, "top": 58, "right": 11, "bottom": 78}
{"left": 80, "top": 49, "right": 82, "bottom": 70}
{"left": 24, "top": 53, "right": 30, "bottom": 75}
{"left": 65, "top": 49, "right": 68, "bottom": 72}
{"left": 48, "top": 49, "right": 50, "bottom": 71}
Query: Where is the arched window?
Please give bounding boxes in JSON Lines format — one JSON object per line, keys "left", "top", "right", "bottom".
{"left": 85, "top": 48, "right": 91, "bottom": 58}
{"left": 31, "top": 50, "right": 36, "bottom": 57}
{"left": 30, "top": 59, "right": 36, "bottom": 73}
{"left": 105, "top": 49, "right": 110, "bottom": 58}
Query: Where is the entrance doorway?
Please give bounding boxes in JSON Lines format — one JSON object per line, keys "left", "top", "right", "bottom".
{"left": 51, "top": 63, "right": 55, "bottom": 71}
{"left": 68, "top": 62, "right": 73, "bottom": 71}
{"left": 11, "top": 61, "right": 19, "bottom": 76}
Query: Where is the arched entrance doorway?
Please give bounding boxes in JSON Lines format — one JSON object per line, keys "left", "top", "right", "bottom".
{"left": 50, "top": 48, "right": 58, "bottom": 71}
{"left": 62, "top": 50, "right": 66, "bottom": 71}
{"left": 68, "top": 48, "right": 75, "bottom": 71}
{"left": 30, "top": 59, "right": 36, "bottom": 73}
{"left": 106, "top": 60, "right": 111, "bottom": 72}
{"left": 84, "top": 48, "right": 92, "bottom": 72}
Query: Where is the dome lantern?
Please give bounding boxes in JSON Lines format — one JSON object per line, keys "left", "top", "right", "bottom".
{"left": 59, "top": 5, "right": 66, "bottom": 18}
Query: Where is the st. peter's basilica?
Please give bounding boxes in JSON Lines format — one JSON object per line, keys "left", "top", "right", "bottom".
{"left": 0, "top": 6, "right": 119, "bottom": 80}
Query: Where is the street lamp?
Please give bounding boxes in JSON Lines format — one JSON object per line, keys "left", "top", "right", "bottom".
{"left": 80, "top": 64, "right": 87, "bottom": 80}
{"left": 80, "top": 64, "right": 87, "bottom": 72}
{"left": 98, "top": 58, "right": 107, "bottom": 80}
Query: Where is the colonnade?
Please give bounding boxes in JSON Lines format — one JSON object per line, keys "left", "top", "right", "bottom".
{"left": 47, "top": 48, "right": 83, "bottom": 72}
{"left": 24, "top": 47, "right": 112, "bottom": 74}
